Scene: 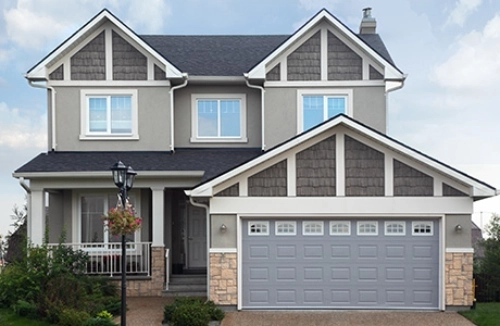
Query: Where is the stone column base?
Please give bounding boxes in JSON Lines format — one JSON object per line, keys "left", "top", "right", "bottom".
{"left": 445, "top": 252, "right": 473, "bottom": 307}
{"left": 210, "top": 252, "right": 237, "bottom": 305}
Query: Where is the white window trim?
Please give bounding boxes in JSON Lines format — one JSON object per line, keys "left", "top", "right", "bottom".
{"left": 248, "top": 221, "right": 269, "bottom": 236}
{"left": 190, "top": 93, "right": 248, "bottom": 143}
{"left": 80, "top": 89, "right": 139, "bottom": 140}
{"left": 384, "top": 221, "right": 406, "bottom": 236}
{"left": 412, "top": 221, "right": 434, "bottom": 236}
{"left": 275, "top": 221, "right": 297, "bottom": 236}
{"left": 329, "top": 221, "right": 351, "bottom": 236}
{"left": 357, "top": 221, "right": 378, "bottom": 236}
{"left": 297, "top": 89, "right": 353, "bottom": 133}
{"left": 302, "top": 221, "right": 324, "bottom": 236}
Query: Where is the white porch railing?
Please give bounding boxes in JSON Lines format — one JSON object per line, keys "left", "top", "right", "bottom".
{"left": 48, "top": 242, "right": 151, "bottom": 277}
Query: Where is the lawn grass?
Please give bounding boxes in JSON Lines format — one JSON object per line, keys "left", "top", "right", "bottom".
{"left": 459, "top": 302, "right": 500, "bottom": 326}
{"left": 0, "top": 308, "right": 52, "bottom": 326}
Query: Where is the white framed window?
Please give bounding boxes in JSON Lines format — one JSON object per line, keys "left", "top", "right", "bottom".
{"left": 248, "top": 221, "right": 269, "bottom": 236}
{"left": 357, "top": 221, "right": 378, "bottom": 235}
{"left": 297, "top": 89, "right": 353, "bottom": 132}
{"left": 385, "top": 221, "right": 406, "bottom": 236}
{"left": 303, "top": 221, "right": 324, "bottom": 236}
{"left": 191, "top": 93, "right": 247, "bottom": 142}
{"left": 78, "top": 191, "right": 141, "bottom": 246}
{"left": 330, "top": 221, "right": 351, "bottom": 235}
{"left": 80, "top": 89, "right": 138, "bottom": 139}
{"left": 275, "top": 221, "right": 297, "bottom": 236}
{"left": 412, "top": 221, "right": 433, "bottom": 236}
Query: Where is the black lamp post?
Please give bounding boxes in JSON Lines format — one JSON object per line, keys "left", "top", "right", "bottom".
{"left": 111, "top": 161, "right": 136, "bottom": 326}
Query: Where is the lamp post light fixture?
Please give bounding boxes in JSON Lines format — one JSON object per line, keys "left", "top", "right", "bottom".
{"left": 111, "top": 161, "right": 136, "bottom": 326}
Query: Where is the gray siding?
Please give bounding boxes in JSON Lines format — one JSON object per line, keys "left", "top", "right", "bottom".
{"left": 174, "top": 85, "right": 261, "bottom": 148}
{"left": 54, "top": 86, "right": 171, "bottom": 151}
{"left": 215, "top": 183, "right": 239, "bottom": 197}
{"left": 394, "top": 160, "right": 433, "bottom": 196}
{"left": 71, "top": 31, "right": 105, "bottom": 80}
{"left": 296, "top": 136, "right": 336, "bottom": 196}
{"left": 327, "top": 32, "right": 362, "bottom": 80}
{"left": 154, "top": 64, "right": 166, "bottom": 80}
{"left": 49, "top": 64, "right": 64, "bottom": 80}
{"left": 248, "top": 160, "right": 287, "bottom": 196}
{"left": 369, "top": 65, "right": 383, "bottom": 80}
{"left": 266, "top": 63, "right": 281, "bottom": 81}
{"left": 443, "top": 183, "right": 468, "bottom": 197}
{"left": 345, "top": 135, "right": 384, "bottom": 196}
{"left": 112, "top": 31, "right": 147, "bottom": 80}
{"left": 287, "top": 32, "right": 321, "bottom": 81}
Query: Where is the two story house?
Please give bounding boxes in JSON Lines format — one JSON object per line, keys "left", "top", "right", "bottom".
{"left": 14, "top": 8, "right": 496, "bottom": 311}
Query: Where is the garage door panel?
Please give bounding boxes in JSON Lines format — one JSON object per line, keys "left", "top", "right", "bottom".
{"left": 242, "top": 219, "right": 439, "bottom": 309}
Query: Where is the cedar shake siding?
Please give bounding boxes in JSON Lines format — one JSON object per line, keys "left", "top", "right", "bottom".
{"left": 215, "top": 183, "right": 239, "bottom": 197}
{"left": 49, "top": 64, "right": 64, "bottom": 80}
{"left": 112, "top": 31, "right": 147, "bottom": 80}
{"left": 345, "top": 135, "right": 384, "bottom": 196}
{"left": 154, "top": 64, "right": 167, "bottom": 80}
{"left": 70, "top": 31, "right": 105, "bottom": 80}
{"left": 266, "top": 63, "right": 281, "bottom": 81}
{"left": 248, "top": 160, "right": 287, "bottom": 196}
{"left": 369, "top": 65, "right": 383, "bottom": 80}
{"left": 393, "top": 159, "right": 434, "bottom": 196}
{"left": 296, "top": 136, "right": 336, "bottom": 196}
{"left": 287, "top": 32, "right": 321, "bottom": 81}
{"left": 443, "top": 183, "right": 468, "bottom": 197}
{"left": 328, "top": 31, "right": 362, "bottom": 80}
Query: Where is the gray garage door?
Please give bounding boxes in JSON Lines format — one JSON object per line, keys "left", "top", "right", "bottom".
{"left": 242, "top": 219, "right": 439, "bottom": 309}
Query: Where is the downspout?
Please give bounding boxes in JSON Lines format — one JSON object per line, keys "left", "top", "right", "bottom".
{"left": 189, "top": 197, "right": 210, "bottom": 299}
{"left": 28, "top": 80, "right": 56, "bottom": 151}
{"left": 244, "top": 74, "right": 266, "bottom": 151}
{"left": 19, "top": 177, "right": 32, "bottom": 241}
{"left": 169, "top": 74, "right": 188, "bottom": 152}
{"left": 385, "top": 76, "right": 406, "bottom": 134}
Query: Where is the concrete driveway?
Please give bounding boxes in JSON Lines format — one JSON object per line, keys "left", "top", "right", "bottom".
{"left": 221, "top": 310, "right": 475, "bottom": 326}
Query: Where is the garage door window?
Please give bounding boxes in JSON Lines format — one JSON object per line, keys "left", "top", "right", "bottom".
{"left": 249, "top": 221, "right": 269, "bottom": 235}
{"left": 330, "top": 221, "right": 350, "bottom": 235}
{"left": 412, "top": 221, "right": 433, "bottom": 236}
{"left": 276, "top": 221, "right": 297, "bottom": 235}
{"left": 357, "top": 221, "right": 378, "bottom": 235}
{"left": 303, "top": 221, "right": 324, "bottom": 235}
{"left": 385, "top": 221, "right": 405, "bottom": 236}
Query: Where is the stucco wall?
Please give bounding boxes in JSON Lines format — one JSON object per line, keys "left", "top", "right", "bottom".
{"left": 54, "top": 86, "right": 170, "bottom": 151}
{"left": 445, "top": 214, "right": 472, "bottom": 248}
{"left": 48, "top": 190, "right": 73, "bottom": 243}
{"left": 174, "top": 85, "right": 261, "bottom": 148}
{"left": 211, "top": 214, "right": 237, "bottom": 248}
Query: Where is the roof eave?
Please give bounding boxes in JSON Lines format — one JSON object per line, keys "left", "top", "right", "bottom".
{"left": 13, "top": 170, "right": 205, "bottom": 179}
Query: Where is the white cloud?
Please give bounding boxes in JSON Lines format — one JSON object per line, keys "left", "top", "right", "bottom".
{"left": 298, "top": 0, "right": 340, "bottom": 11}
{"left": 445, "top": 0, "right": 482, "bottom": 27}
{"left": 432, "top": 13, "right": 500, "bottom": 91}
{"left": 124, "top": 0, "right": 171, "bottom": 34}
{"left": 0, "top": 102, "right": 46, "bottom": 149}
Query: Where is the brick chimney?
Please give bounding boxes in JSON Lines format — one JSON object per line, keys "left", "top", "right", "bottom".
{"left": 359, "top": 7, "right": 376, "bottom": 34}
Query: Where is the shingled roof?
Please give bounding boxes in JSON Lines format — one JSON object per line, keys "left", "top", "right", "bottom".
{"left": 140, "top": 33, "right": 394, "bottom": 76}
{"left": 14, "top": 149, "right": 262, "bottom": 182}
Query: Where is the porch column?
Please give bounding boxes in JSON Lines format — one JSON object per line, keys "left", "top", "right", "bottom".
{"left": 151, "top": 187, "right": 165, "bottom": 247}
{"left": 30, "top": 189, "right": 45, "bottom": 245}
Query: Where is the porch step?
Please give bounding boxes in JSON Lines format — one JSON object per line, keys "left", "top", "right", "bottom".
{"left": 163, "top": 274, "right": 207, "bottom": 297}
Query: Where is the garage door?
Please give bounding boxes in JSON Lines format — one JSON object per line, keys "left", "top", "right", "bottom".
{"left": 242, "top": 219, "right": 439, "bottom": 309}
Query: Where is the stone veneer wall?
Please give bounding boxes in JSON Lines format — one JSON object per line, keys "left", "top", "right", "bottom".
{"left": 111, "top": 246, "right": 165, "bottom": 297}
{"left": 445, "top": 252, "right": 473, "bottom": 307}
{"left": 210, "top": 253, "right": 237, "bottom": 305}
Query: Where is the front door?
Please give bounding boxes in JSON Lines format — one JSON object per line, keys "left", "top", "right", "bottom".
{"left": 187, "top": 205, "right": 207, "bottom": 268}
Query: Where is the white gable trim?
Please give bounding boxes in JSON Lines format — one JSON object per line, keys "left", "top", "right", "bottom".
{"left": 187, "top": 115, "right": 496, "bottom": 199}
{"left": 26, "top": 9, "right": 183, "bottom": 80}
{"left": 246, "top": 9, "right": 404, "bottom": 82}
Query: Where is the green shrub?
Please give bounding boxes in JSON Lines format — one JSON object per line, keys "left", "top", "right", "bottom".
{"left": 58, "top": 308, "right": 91, "bottom": 326}
{"left": 163, "top": 297, "right": 225, "bottom": 325}
{"left": 83, "top": 317, "right": 118, "bottom": 326}
{"left": 12, "top": 299, "right": 38, "bottom": 319}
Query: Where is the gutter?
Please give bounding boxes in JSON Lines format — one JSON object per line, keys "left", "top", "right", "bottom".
{"left": 169, "top": 74, "right": 189, "bottom": 152}
{"left": 384, "top": 75, "right": 407, "bottom": 134}
{"left": 28, "top": 79, "right": 56, "bottom": 151}
{"left": 188, "top": 197, "right": 210, "bottom": 299}
{"left": 19, "top": 177, "right": 31, "bottom": 194}
{"left": 244, "top": 74, "right": 266, "bottom": 151}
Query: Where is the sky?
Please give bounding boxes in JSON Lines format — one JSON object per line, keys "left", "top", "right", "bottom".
{"left": 0, "top": 0, "right": 499, "bottom": 238}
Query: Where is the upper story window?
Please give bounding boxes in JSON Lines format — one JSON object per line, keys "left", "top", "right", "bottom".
{"left": 191, "top": 94, "right": 247, "bottom": 143}
{"left": 80, "top": 89, "right": 138, "bottom": 140}
{"left": 297, "top": 89, "right": 353, "bottom": 132}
